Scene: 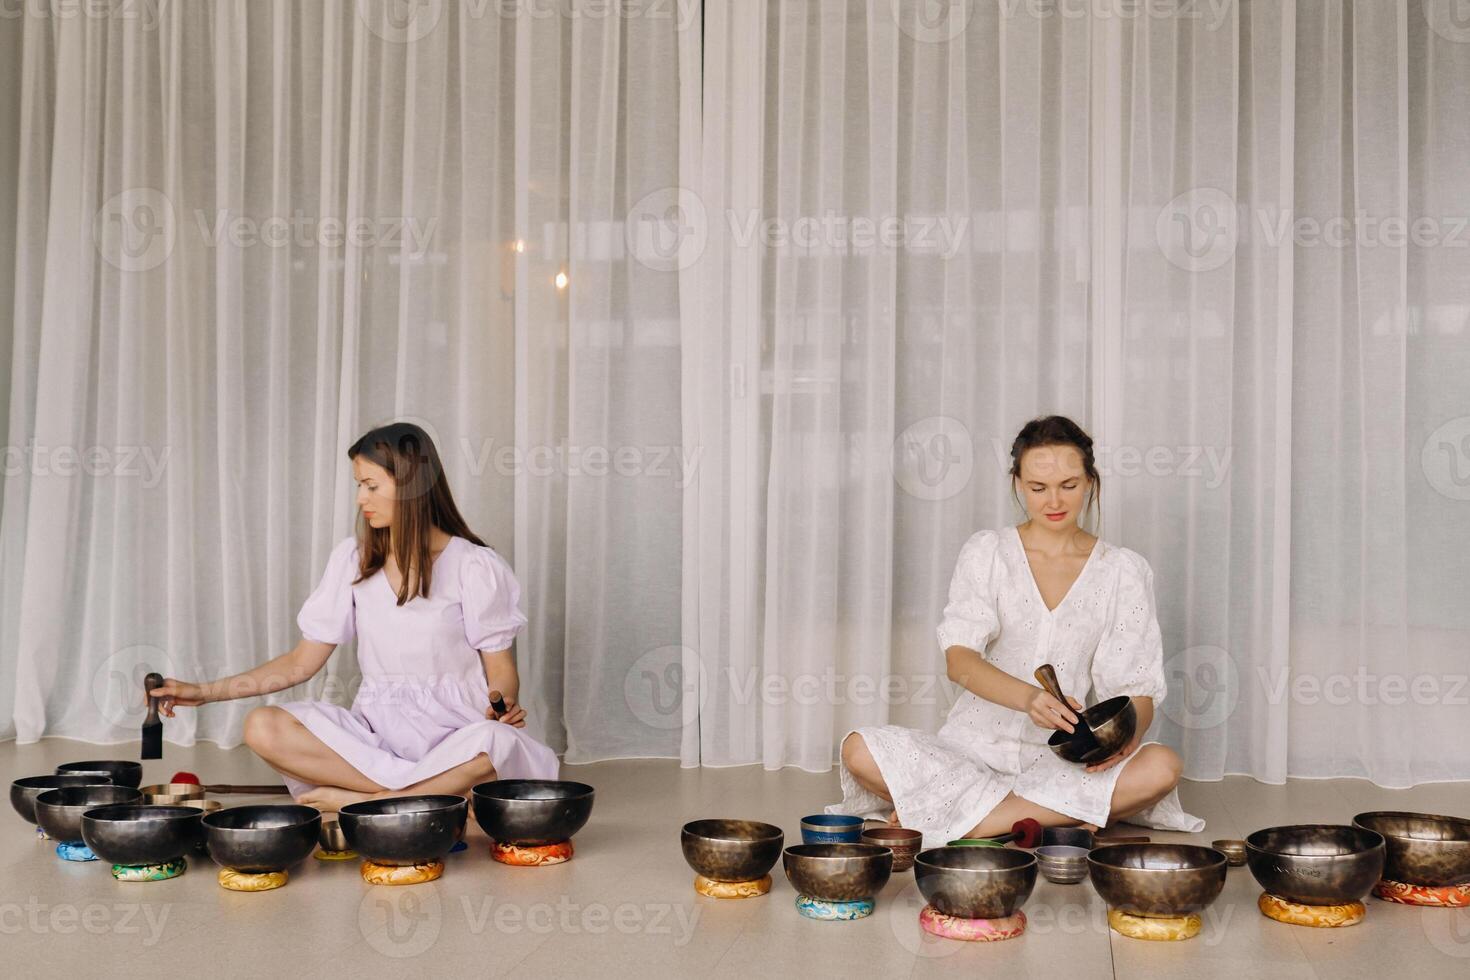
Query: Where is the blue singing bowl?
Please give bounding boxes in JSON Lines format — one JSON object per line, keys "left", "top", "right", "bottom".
{"left": 801, "top": 814, "right": 865, "bottom": 845}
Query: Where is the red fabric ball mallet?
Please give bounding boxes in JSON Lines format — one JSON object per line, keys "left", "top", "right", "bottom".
{"left": 172, "top": 771, "right": 201, "bottom": 785}
{"left": 986, "top": 818, "right": 1043, "bottom": 848}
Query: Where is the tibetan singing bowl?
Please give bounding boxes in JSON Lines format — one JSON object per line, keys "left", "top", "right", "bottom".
{"left": 141, "top": 783, "right": 207, "bottom": 805}
{"left": 339, "top": 795, "right": 468, "bottom": 866}
{"left": 860, "top": 827, "right": 923, "bottom": 873}
{"left": 81, "top": 805, "right": 203, "bottom": 867}
{"left": 34, "top": 785, "right": 143, "bottom": 843}
{"left": 1047, "top": 696, "right": 1137, "bottom": 765}
{"left": 56, "top": 760, "right": 143, "bottom": 789}
{"left": 471, "top": 780, "right": 594, "bottom": 846}
{"left": 681, "top": 819, "right": 784, "bottom": 882}
{"left": 204, "top": 805, "right": 322, "bottom": 874}
{"left": 1246, "top": 825, "right": 1386, "bottom": 906}
{"left": 1087, "top": 843, "right": 1227, "bottom": 917}
{"left": 319, "top": 817, "right": 350, "bottom": 853}
{"left": 913, "top": 846, "right": 1038, "bottom": 919}
{"left": 1352, "top": 811, "right": 1470, "bottom": 887}
{"left": 783, "top": 843, "right": 894, "bottom": 902}
{"left": 11, "top": 774, "right": 113, "bottom": 825}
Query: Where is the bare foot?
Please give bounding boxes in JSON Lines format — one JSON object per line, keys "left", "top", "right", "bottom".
{"left": 300, "top": 786, "right": 377, "bottom": 813}
{"left": 886, "top": 810, "right": 900, "bottom": 825}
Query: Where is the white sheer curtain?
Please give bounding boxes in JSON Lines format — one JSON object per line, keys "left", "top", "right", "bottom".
{"left": 0, "top": 0, "right": 694, "bottom": 755}
{"left": 5, "top": 1, "right": 1468, "bottom": 789}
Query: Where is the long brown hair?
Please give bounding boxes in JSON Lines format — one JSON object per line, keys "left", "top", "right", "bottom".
{"left": 348, "top": 421, "right": 485, "bottom": 605}
{"left": 1008, "top": 415, "right": 1102, "bottom": 531}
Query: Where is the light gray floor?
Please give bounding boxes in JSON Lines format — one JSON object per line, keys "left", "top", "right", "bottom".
{"left": 3, "top": 739, "right": 1468, "bottom": 978}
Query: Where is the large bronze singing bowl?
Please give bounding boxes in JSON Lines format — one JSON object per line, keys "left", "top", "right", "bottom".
{"left": 1048, "top": 696, "right": 1137, "bottom": 765}
{"left": 681, "top": 819, "right": 784, "bottom": 882}
{"left": 1087, "top": 844, "right": 1227, "bottom": 917}
{"left": 339, "top": 795, "right": 469, "bottom": 866}
{"left": 204, "top": 805, "right": 322, "bottom": 874}
{"left": 783, "top": 843, "right": 894, "bottom": 902}
{"left": 1353, "top": 811, "right": 1470, "bottom": 887}
{"left": 1246, "top": 825, "right": 1386, "bottom": 906}
{"left": 80, "top": 805, "right": 203, "bottom": 867}
{"left": 914, "top": 846, "right": 1038, "bottom": 919}
{"left": 11, "top": 775, "right": 113, "bottom": 825}
{"left": 55, "top": 760, "right": 143, "bottom": 789}
{"left": 33, "top": 786, "right": 143, "bottom": 843}
{"left": 471, "top": 780, "right": 595, "bottom": 846}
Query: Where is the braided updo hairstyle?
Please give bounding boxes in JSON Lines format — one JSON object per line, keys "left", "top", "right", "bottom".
{"left": 1008, "top": 415, "right": 1101, "bottom": 530}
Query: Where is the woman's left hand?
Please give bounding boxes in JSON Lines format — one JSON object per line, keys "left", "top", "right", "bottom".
{"left": 1084, "top": 734, "right": 1140, "bottom": 773}
{"left": 487, "top": 699, "right": 527, "bottom": 728}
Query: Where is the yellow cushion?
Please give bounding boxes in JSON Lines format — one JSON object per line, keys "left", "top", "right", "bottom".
{"left": 694, "top": 874, "right": 772, "bottom": 899}
{"left": 1258, "top": 892, "right": 1365, "bottom": 927}
{"left": 360, "top": 859, "right": 445, "bottom": 885}
{"left": 1107, "top": 908, "right": 1202, "bottom": 941}
{"left": 218, "top": 868, "right": 289, "bottom": 892}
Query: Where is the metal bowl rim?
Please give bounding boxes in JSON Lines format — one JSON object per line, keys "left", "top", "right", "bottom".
{"left": 203, "top": 804, "right": 322, "bottom": 832}
{"left": 471, "top": 780, "right": 595, "bottom": 801}
{"left": 1351, "top": 811, "right": 1470, "bottom": 842}
{"left": 681, "top": 819, "right": 784, "bottom": 844}
{"left": 1245, "top": 824, "right": 1386, "bottom": 857}
{"left": 915, "top": 846, "right": 1038, "bottom": 872}
{"left": 785, "top": 842, "right": 894, "bottom": 861}
{"left": 1086, "top": 842, "right": 1229, "bottom": 872}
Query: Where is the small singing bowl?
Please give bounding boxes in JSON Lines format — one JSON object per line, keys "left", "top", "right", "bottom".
{"left": 140, "top": 783, "right": 207, "bottom": 805}
{"left": 1036, "top": 844, "right": 1091, "bottom": 884}
{"left": 34, "top": 785, "right": 143, "bottom": 843}
{"left": 1088, "top": 844, "right": 1227, "bottom": 917}
{"left": 1245, "top": 825, "right": 1386, "bottom": 906}
{"left": 204, "top": 805, "right": 322, "bottom": 874}
{"left": 11, "top": 774, "right": 114, "bottom": 825}
{"left": 1043, "top": 826, "right": 1095, "bottom": 849}
{"left": 914, "top": 846, "right": 1038, "bottom": 919}
{"left": 800, "top": 814, "right": 864, "bottom": 845}
{"left": 340, "top": 795, "right": 468, "bottom": 866}
{"left": 56, "top": 760, "right": 143, "bottom": 789}
{"left": 470, "top": 780, "right": 594, "bottom": 846}
{"left": 783, "top": 843, "right": 894, "bottom": 903}
{"left": 1212, "top": 839, "right": 1248, "bottom": 867}
{"left": 319, "top": 817, "right": 350, "bottom": 853}
{"left": 682, "top": 819, "right": 785, "bottom": 882}
{"left": 81, "top": 805, "right": 203, "bottom": 867}
{"left": 1047, "top": 696, "right": 1137, "bottom": 765}
{"left": 860, "top": 827, "right": 923, "bottom": 872}
{"left": 1352, "top": 811, "right": 1470, "bottom": 887}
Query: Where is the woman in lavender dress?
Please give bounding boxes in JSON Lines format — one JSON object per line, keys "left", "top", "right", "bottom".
{"left": 153, "top": 422, "right": 558, "bottom": 812}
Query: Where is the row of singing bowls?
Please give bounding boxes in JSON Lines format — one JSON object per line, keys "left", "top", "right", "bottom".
{"left": 1088, "top": 844, "right": 1227, "bottom": 917}
{"left": 204, "top": 805, "right": 321, "bottom": 874}
{"left": 56, "top": 760, "right": 143, "bottom": 788}
{"left": 784, "top": 843, "right": 893, "bottom": 902}
{"left": 340, "top": 795, "right": 468, "bottom": 866}
{"left": 1245, "top": 825, "right": 1385, "bottom": 905}
{"left": 1353, "top": 811, "right": 1470, "bottom": 887}
{"left": 471, "top": 780, "right": 594, "bottom": 846}
{"left": 914, "top": 847, "right": 1037, "bottom": 919}
{"left": 81, "top": 805, "right": 203, "bottom": 866}
{"left": 1048, "top": 695, "right": 1138, "bottom": 765}
{"left": 35, "top": 786, "right": 143, "bottom": 843}
{"left": 682, "top": 819, "right": 784, "bottom": 882}
{"left": 11, "top": 775, "right": 114, "bottom": 824}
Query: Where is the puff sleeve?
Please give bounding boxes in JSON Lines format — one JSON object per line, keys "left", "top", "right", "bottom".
{"left": 936, "top": 530, "right": 1003, "bottom": 656}
{"left": 297, "top": 537, "right": 360, "bottom": 645}
{"left": 1090, "top": 551, "right": 1168, "bottom": 703}
{"left": 461, "top": 545, "right": 528, "bottom": 652}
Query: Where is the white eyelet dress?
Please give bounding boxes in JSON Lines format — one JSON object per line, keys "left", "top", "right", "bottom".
{"left": 826, "top": 526, "right": 1203, "bottom": 848}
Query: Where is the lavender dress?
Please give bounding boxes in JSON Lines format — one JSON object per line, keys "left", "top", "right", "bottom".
{"left": 278, "top": 535, "right": 559, "bottom": 797}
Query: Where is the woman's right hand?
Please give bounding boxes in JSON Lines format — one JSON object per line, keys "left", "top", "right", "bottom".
{"left": 150, "top": 679, "right": 208, "bottom": 718}
{"left": 1026, "top": 688, "right": 1083, "bottom": 733}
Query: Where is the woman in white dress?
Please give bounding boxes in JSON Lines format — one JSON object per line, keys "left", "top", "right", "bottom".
{"left": 831, "top": 416, "right": 1201, "bottom": 847}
